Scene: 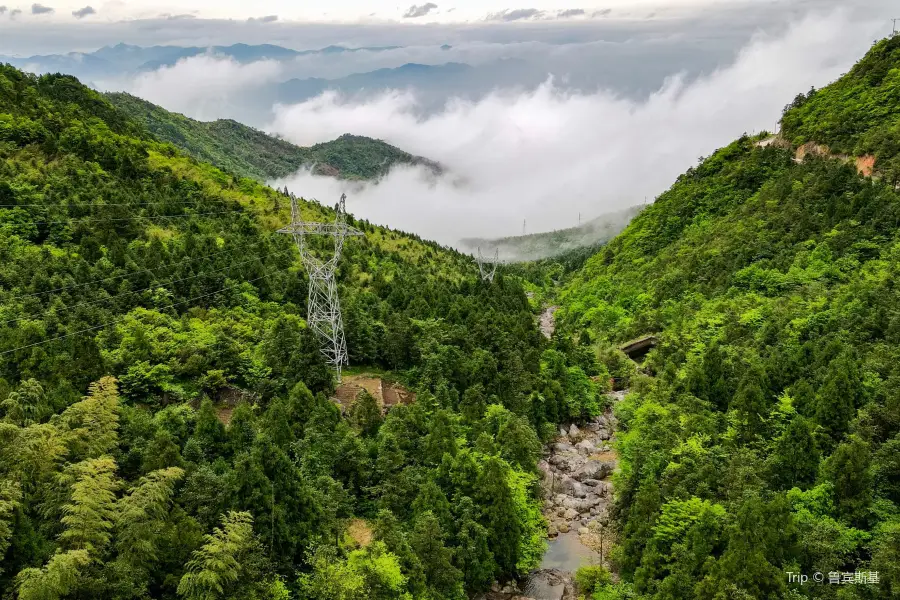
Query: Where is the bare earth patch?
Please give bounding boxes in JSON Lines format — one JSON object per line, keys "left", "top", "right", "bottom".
{"left": 346, "top": 518, "right": 373, "bottom": 548}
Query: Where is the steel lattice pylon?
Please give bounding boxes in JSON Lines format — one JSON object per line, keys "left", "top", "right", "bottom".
{"left": 476, "top": 247, "right": 499, "bottom": 283}
{"left": 278, "top": 193, "right": 363, "bottom": 381}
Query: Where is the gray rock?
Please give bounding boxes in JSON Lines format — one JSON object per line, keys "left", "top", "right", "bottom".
{"left": 558, "top": 475, "right": 584, "bottom": 498}
{"left": 575, "top": 439, "right": 596, "bottom": 455}
{"left": 597, "top": 428, "right": 611, "bottom": 441}
{"left": 558, "top": 522, "right": 570, "bottom": 533}
{"left": 574, "top": 460, "right": 614, "bottom": 481}
{"left": 568, "top": 424, "right": 580, "bottom": 438}
{"left": 547, "top": 456, "right": 567, "bottom": 472}
{"left": 559, "top": 426, "right": 568, "bottom": 437}
{"left": 562, "top": 497, "right": 582, "bottom": 509}
{"left": 552, "top": 442, "right": 575, "bottom": 453}
{"left": 578, "top": 527, "right": 589, "bottom": 535}
{"left": 563, "top": 507, "right": 579, "bottom": 520}
{"left": 582, "top": 478, "right": 602, "bottom": 487}
{"left": 500, "top": 582, "right": 519, "bottom": 594}
{"left": 584, "top": 494, "right": 602, "bottom": 507}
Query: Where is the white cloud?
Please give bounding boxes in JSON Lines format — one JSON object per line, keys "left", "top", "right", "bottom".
{"left": 120, "top": 54, "right": 283, "bottom": 120}
{"left": 265, "top": 10, "right": 880, "bottom": 247}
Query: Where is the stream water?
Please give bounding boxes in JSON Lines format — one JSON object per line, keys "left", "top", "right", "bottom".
{"left": 539, "top": 531, "right": 601, "bottom": 571}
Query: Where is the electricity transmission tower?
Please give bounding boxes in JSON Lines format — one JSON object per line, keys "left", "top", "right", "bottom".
{"left": 476, "top": 247, "right": 499, "bottom": 283}
{"left": 278, "top": 193, "right": 363, "bottom": 381}
{"left": 894, "top": 18, "right": 900, "bottom": 36}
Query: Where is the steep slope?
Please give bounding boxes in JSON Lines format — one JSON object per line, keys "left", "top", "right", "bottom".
{"left": 780, "top": 34, "right": 900, "bottom": 182}
{"left": 105, "top": 92, "right": 441, "bottom": 181}
{"left": 558, "top": 39, "right": 900, "bottom": 599}
{"left": 0, "top": 66, "right": 603, "bottom": 598}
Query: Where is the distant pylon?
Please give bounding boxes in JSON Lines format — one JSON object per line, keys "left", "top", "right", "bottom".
{"left": 476, "top": 247, "right": 499, "bottom": 283}
{"left": 278, "top": 193, "right": 363, "bottom": 382}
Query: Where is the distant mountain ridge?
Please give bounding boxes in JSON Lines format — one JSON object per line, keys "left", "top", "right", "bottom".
{"left": 274, "top": 59, "right": 533, "bottom": 108}
{"left": 460, "top": 204, "right": 645, "bottom": 262}
{"left": 106, "top": 91, "right": 441, "bottom": 181}
{"left": 0, "top": 42, "right": 403, "bottom": 81}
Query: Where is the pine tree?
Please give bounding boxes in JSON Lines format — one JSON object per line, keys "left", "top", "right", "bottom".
{"left": 768, "top": 416, "right": 820, "bottom": 490}
{"left": 730, "top": 365, "right": 769, "bottom": 442}
{"left": 690, "top": 342, "right": 731, "bottom": 411}
{"left": 412, "top": 478, "right": 452, "bottom": 533}
{"left": 193, "top": 398, "right": 226, "bottom": 459}
{"left": 373, "top": 509, "right": 427, "bottom": 596}
{"left": 459, "top": 385, "right": 487, "bottom": 424}
{"left": 226, "top": 401, "right": 257, "bottom": 455}
{"left": 423, "top": 409, "right": 458, "bottom": 465}
{"left": 823, "top": 436, "right": 872, "bottom": 526}
{"left": 815, "top": 354, "right": 861, "bottom": 451}
{"left": 474, "top": 457, "right": 520, "bottom": 575}
{"left": 452, "top": 496, "right": 496, "bottom": 592}
{"left": 351, "top": 390, "right": 383, "bottom": 437}
{"left": 409, "top": 511, "right": 464, "bottom": 599}
{"left": 497, "top": 414, "right": 541, "bottom": 472}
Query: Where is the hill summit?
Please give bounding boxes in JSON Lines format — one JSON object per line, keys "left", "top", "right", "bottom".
{"left": 106, "top": 92, "right": 442, "bottom": 182}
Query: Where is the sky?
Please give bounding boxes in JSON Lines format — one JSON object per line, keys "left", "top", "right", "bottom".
{"left": 0, "top": 0, "right": 893, "bottom": 247}
{"left": 266, "top": 9, "right": 882, "bottom": 246}
{"left": 0, "top": 0, "right": 782, "bottom": 25}
{"left": 0, "top": 0, "right": 886, "bottom": 55}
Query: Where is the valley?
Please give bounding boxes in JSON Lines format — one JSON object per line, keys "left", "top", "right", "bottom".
{"left": 2, "top": 24, "right": 900, "bottom": 600}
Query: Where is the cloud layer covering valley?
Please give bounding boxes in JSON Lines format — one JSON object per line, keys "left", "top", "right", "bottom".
{"left": 264, "top": 10, "right": 880, "bottom": 246}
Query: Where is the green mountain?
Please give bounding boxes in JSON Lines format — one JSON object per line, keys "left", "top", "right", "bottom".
{"left": 105, "top": 91, "right": 441, "bottom": 181}
{"left": 460, "top": 205, "right": 645, "bottom": 262}
{"left": 0, "top": 65, "right": 603, "bottom": 598}
{"left": 557, "top": 36, "right": 900, "bottom": 598}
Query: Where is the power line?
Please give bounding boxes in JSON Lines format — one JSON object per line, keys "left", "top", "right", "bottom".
{"left": 2, "top": 237, "right": 286, "bottom": 302}
{"left": 0, "top": 272, "right": 273, "bottom": 357}
{"left": 0, "top": 249, "right": 291, "bottom": 328}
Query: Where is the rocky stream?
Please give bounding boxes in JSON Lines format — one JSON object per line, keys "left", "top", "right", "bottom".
{"left": 475, "top": 392, "right": 623, "bottom": 600}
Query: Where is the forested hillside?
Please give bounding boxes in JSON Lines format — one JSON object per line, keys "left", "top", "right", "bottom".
{"left": 106, "top": 92, "right": 441, "bottom": 181}
{"left": 0, "top": 65, "right": 604, "bottom": 599}
{"left": 558, "top": 37, "right": 900, "bottom": 599}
